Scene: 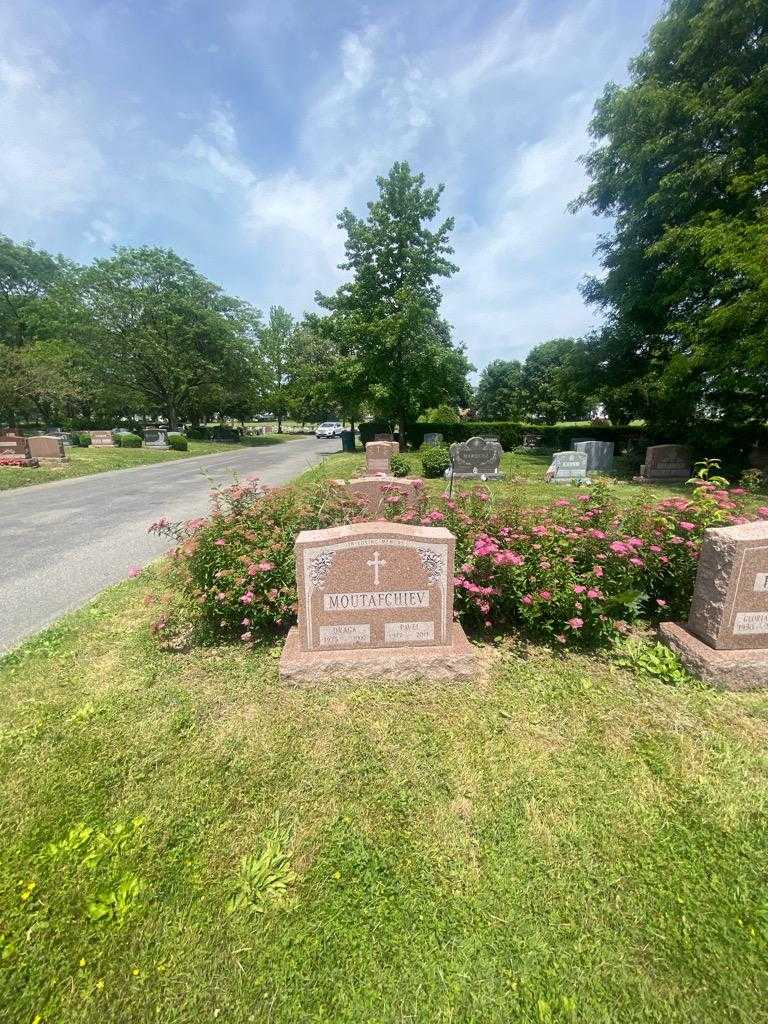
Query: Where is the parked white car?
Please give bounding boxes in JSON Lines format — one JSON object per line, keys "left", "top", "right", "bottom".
{"left": 315, "top": 421, "right": 343, "bottom": 438}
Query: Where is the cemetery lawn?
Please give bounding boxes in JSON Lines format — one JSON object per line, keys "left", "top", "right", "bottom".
{"left": 300, "top": 448, "right": 697, "bottom": 506}
{"left": 0, "top": 434, "right": 296, "bottom": 492}
{"left": 2, "top": 570, "right": 768, "bottom": 1023}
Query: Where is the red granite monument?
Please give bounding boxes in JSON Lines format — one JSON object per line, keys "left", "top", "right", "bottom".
{"left": 279, "top": 521, "right": 476, "bottom": 683}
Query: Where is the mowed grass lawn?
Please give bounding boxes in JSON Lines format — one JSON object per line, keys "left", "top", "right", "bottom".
{"left": 0, "top": 434, "right": 296, "bottom": 492}
{"left": 2, "top": 568, "right": 768, "bottom": 1022}
{"left": 303, "top": 447, "right": 698, "bottom": 506}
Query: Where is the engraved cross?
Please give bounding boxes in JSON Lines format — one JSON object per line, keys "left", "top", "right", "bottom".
{"left": 366, "top": 550, "right": 386, "bottom": 587}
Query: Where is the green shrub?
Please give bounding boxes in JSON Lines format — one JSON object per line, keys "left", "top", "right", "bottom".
{"left": 421, "top": 444, "right": 451, "bottom": 478}
{"left": 390, "top": 453, "right": 409, "bottom": 477}
{"left": 168, "top": 433, "right": 188, "bottom": 451}
{"left": 76, "top": 433, "right": 91, "bottom": 447}
{"left": 117, "top": 433, "right": 142, "bottom": 448}
{"left": 151, "top": 475, "right": 766, "bottom": 651}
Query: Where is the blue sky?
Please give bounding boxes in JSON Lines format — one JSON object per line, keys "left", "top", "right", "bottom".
{"left": 0, "top": 0, "right": 665, "bottom": 373}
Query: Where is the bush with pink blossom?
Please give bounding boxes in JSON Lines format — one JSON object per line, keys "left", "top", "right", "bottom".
{"left": 152, "top": 475, "right": 765, "bottom": 650}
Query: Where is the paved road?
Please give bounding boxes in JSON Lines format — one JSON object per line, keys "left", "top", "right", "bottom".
{"left": 0, "top": 436, "right": 339, "bottom": 653}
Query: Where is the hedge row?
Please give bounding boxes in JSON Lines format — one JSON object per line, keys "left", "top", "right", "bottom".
{"left": 359, "top": 420, "right": 768, "bottom": 465}
{"left": 359, "top": 421, "right": 650, "bottom": 453}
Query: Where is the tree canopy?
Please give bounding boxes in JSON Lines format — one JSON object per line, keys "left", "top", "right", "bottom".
{"left": 573, "top": 0, "right": 768, "bottom": 429}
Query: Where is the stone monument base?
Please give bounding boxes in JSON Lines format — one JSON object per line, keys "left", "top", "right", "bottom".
{"left": 444, "top": 470, "right": 505, "bottom": 481}
{"left": 279, "top": 622, "right": 477, "bottom": 684}
{"left": 659, "top": 622, "right": 768, "bottom": 691}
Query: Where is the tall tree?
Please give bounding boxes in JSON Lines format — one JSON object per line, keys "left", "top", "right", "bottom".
{"left": 316, "top": 162, "right": 472, "bottom": 439}
{"left": 475, "top": 359, "right": 525, "bottom": 420}
{"left": 256, "top": 305, "right": 298, "bottom": 433}
{"left": 522, "top": 339, "right": 595, "bottom": 424}
{"left": 573, "top": 0, "right": 768, "bottom": 429}
{"left": 0, "top": 235, "right": 68, "bottom": 349}
{"left": 52, "top": 247, "right": 255, "bottom": 429}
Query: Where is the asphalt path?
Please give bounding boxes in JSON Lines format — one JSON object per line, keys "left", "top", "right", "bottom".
{"left": 0, "top": 435, "right": 339, "bottom": 653}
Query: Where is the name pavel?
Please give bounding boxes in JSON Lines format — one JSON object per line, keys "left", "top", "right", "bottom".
{"left": 324, "top": 590, "right": 429, "bottom": 611}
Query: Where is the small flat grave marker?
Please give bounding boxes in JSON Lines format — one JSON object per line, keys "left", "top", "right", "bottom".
{"left": 660, "top": 521, "right": 768, "bottom": 690}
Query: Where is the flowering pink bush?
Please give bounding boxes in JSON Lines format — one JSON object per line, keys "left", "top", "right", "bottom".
{"left": 153, "top": 476, "right": 760, "bottom": 649}
{"left": 0, "top": 454, "right": 38, "bottom": 468}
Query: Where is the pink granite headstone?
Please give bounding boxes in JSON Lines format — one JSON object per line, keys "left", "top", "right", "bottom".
{"left": 336, "top": 476, "right": 424, "bottom": 517}
{"left": 279, "top": 521, "right": 476, "bottom": 682}
{"left": 90, "top": 430, "right": 115, "bottom": 447}
{"left": 660, "top": 521, "right": 768, "bottom": 689}
{"left": 639, "top": 444, "right": 691, "bottom": 482}
{"left": 27, "top": 435, "right": 68, "bottom": 464}
{"left": 365, "top": 440, "right": 399, "bottom": 475}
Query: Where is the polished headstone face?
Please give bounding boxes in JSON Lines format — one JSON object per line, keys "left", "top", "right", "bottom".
{"left": 574, "top": 440, "right": 614, "bottom": 473}
{"left": 144, "top": 427, "right": 168, "bottom": 446}
{"left": 27, "top": 436, "right": 67, "bottom": 462}
{"left": 375, "top": 433, "right": 395, "bottom": 442}
{"left": 547, "top": 450, "right": 588, "bottom": 482}
{"left": 90, "top": 430, "right": 114, "bottom": 447}
{"left": 449, "top": 437, "right": 503, "bottom": 475}
{"left": 295, "top": 521, "right": 455, "bottom": 652}
{"left": 687, "top": 521, "right": 768, "bottom": 651}
{"left": 365, "top": 440, "right": 398, "bottom": 475}
{"left": 641, "top": 444, "right": 691, "bottom": 480}
{"left": 422, "top": 432, "right": 444, "bottom": 447}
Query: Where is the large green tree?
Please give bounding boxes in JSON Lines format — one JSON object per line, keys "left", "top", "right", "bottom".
{"left": 255, "top": 305, "right": 299, "bottom": 432}
{"left": 573, "top": 0, "right": 768, "bottom": 430}
{"left": 0, "top": 235, "right": 68, "bottom": 349}
{"left": 52, "top": 247, "right": 256, "bottom": 429}
{"left": 521, "top": 338, "right": 595, "bottom": 424}
{"left": 475, "top": 359, "right": 525, "bottom": 420}
{"left": 316, "top": 162, "right": 473, "bottom": 439}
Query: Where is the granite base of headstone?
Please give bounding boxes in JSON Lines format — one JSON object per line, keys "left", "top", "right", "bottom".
{"left": 634, "top": 444, "right": 691, "bottom": 483}
{"left": 279, "top": 521, "right": 476, "bottom": 683}
{"left": 546, "top": 450, "right": 590, "bottom": 484}
{"left": 659, "top": 521, "right": 768, "bottom": 690}
{"left": 574, "top": 440, "right": 614, "bottom": 474}
{"left": 27, "top": 435, "right": 68, "bottom": 464}
{"left": 444, "top": 437, "right": 504, "bottom": 480}
{"left": 365, "top": 440, "right": 399, "bottom": 475}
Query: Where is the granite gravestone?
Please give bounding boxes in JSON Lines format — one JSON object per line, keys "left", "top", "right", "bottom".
{"left": 748, "top": 447, "right": 768, "bottom": 477}
{"left": 546, "top": 450, "right": 589, "bottom": 483}
{"left": 0, "top": 433, "right": 29, "bottom": 457}
{"left": 574, "top": 440, "right": 614, "bottom": 474}
{"left": 144, "top": 426, "right": 168, "bottom": 450}
{"left": 375, "top": 433, "right": 395, "bottom": 442}
{"left": 90, "top": 430, "right": 115, "bottom": 447}
{"left": 336, "top": 476, "right": 424, "bottom": 517}
{"left": 638, "top": 444, "right": 691, "bottom": 483}
{"left": 445, "top": 437, "right": 504, "bottom": 480}
{"left": 660, "top": 521, "right": 768, "bottom": 690}
{"left": 279, "top": 521, "right": 476, "bottom": 682}
{"left": 46, "top": 426, "right": 73, "bottom": 446}
{"left": 522, "top": 433, "right": 544, "bottom": 449}
{"left": 27, "top": 435, "right": 68, "bottom": 464}
{"left": 422, "top": 432, "right": 444, "bottom": 447}
{"left": 365, "top": 440, "right": 399, "bottom": 475}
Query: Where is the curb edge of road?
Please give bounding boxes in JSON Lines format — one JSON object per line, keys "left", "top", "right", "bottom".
{"left": 0, "top": 436, "right": 332, "bottom": 499}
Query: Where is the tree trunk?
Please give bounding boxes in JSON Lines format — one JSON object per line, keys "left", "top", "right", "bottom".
{"left": 277, "top": 414, "right": 283, "bottom": 433}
